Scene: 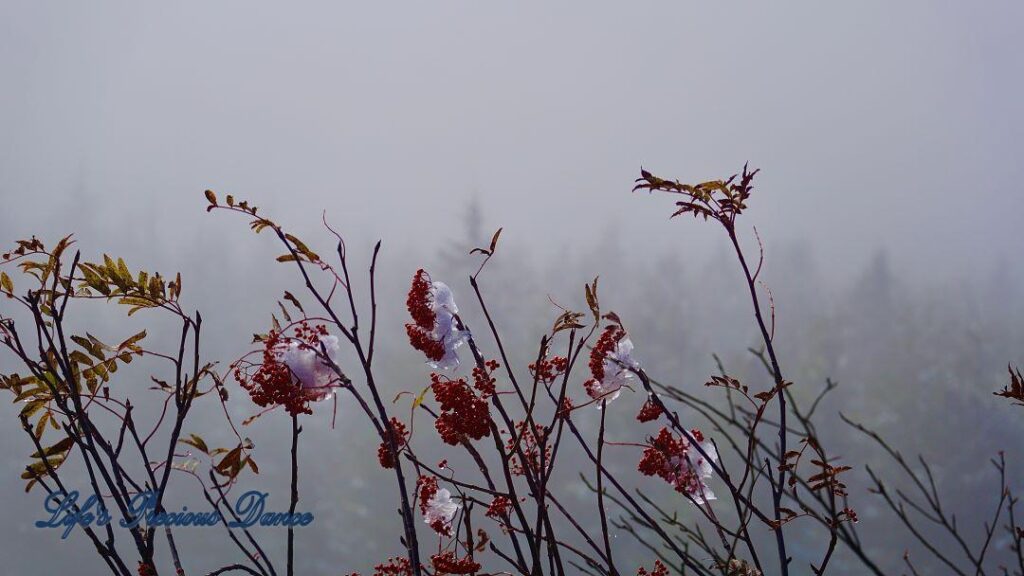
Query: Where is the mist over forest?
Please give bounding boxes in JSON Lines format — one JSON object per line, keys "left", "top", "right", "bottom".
{"left": 2, "top": 197, "right": 1022, "bottom": 574}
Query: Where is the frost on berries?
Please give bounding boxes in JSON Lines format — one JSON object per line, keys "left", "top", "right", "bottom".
{"left": 405, "top": 269, "right": 469, "bottom": 370}
{"left": 418, "top": 476, "right": 460, "bottom": 536}
{"left": 638, "top": 427, "right": 718, "bottom": 504}
{"left": 234, "top": 321, "right": 341, "bottom": 416}
{"left": 583, "top": 324, "right": 639, "bottom": 405}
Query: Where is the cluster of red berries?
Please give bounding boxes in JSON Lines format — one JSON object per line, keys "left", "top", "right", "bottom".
{"left": 529, "top": 355, "right": 568, "bottom": 384}
{"left": 637, "top": 559, "right": 669, "bottom": 576}
{"left": 417, "top": 475, "right": 440, "bottom": 513}
{"left": 430, "top": 551, "right": 481, "bottom": 575}
{"left": 377, "top": 417, "right": 410, "bottom": 469}
{"left": 431, "top": 373, "right": 491, "bottom": 445}
{"left": 234, "top": 321, "right": 328, "bottom": 416}
{"left": 471, "top": 359, "right": 499, "bottom": 398}
{"left": 406, "top": 270, "right": 445, "bottom": 362}
{"left": 636, "top": 399, "right": 663, "bottom": 422}
{"left": 485, "top": 495, "right": 511, "bottom": 520}
{"left": 638, "top": 427, "right": 712, "bottom": 497}
{"left": 583, "top": 325, "right": 626, "bottom": 393}
{"left": 292, "top": 320, "right": 328, "bottom": 347}
{"left": 137, "top": 562, "right": 156, "bottom": 576}
{"left": 373, "top": 557, "right": 412, "bottom": 576}
{"left": 407, "top": 269, "right": 436, "bottom": 328}
{"left": 637, "top": 427, "right": 701, "bottom": 495}
{"left": 406, "top": 324, "right": 445, "bottom": 362}
{"left": 507, "top": 421, "right": 550, "bottom": 477}
{"left": 638, "top": 427, "right": 684, "bottom": 479}
{"left": 556, "top": 397, "right": 574, "bottom": 419}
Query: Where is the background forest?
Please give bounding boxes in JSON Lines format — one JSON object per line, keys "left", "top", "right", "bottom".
{"left": 1, "top": 196, "right": 1021, "bottom": 574}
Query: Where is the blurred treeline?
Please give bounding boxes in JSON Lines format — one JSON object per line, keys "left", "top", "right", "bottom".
{"left": 1, "top": 199, "right": 1021, "bottom": 575}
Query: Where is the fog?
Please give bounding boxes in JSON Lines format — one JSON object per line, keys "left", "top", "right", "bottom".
{"left": 4, "top": 1, "right": 1023, "bottom": 278}
{"left": 1, "top": 2, "right": 1022, "bottom": 574}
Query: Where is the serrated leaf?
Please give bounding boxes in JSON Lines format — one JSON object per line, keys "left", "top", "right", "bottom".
{"left": 585, "top": 277, "right": 600, "bottom": 318}
{"left": 118, "top": 296, "right": 153, "bottom": 307}
{"left": 30, "top": 436, "right": 74, "bottom": 459}
{"left": 179, "top": 434, "right": 210, "bottom": 455}
{"left": 13, "top": 385, "right": 47, "bottom": 403}
{"left": 34, "top": 412, "right": 50, "bottom": 438}
{"left": 22, "top": 455, "right": 66, "bottom": 480}
{"left": 72, "top": 334, "right": 107, "bottom": 361}
{"left": 285, "top": 234, "right": 320, "bottom": 262}
{"left": 283, "top": 291, "right": 304, "bottom": 314}
{"left": 242, "top": 412, "right": 265, "bottom": 426}
{"left": 118, "top": 330, "right": 147, "bottom": 351}
{"left": 489, "top": 227, "right": 503, "bottom": 252}
{"left": 69, "top": 350, "right": 94, "bottom": 367}
{"left": 116, "top": 258, "right": 131, "bottom": 284}
{"left": 215, "top": 446, "right": 244, "bottom": 478}
{"left": 20, "top": 399, "right": 46, "bottom": 420}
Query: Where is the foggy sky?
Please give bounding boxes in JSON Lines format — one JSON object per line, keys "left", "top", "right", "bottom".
{"left": 1, "top": 1, "right": 1021, "bottom": 283}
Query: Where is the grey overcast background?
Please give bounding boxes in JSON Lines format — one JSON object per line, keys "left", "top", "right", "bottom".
{"left": 2, "top": 1, "right": 1022, "bottom": 277}
{"left": 1, "top": 2, "right": 1023, "bottom": 574}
